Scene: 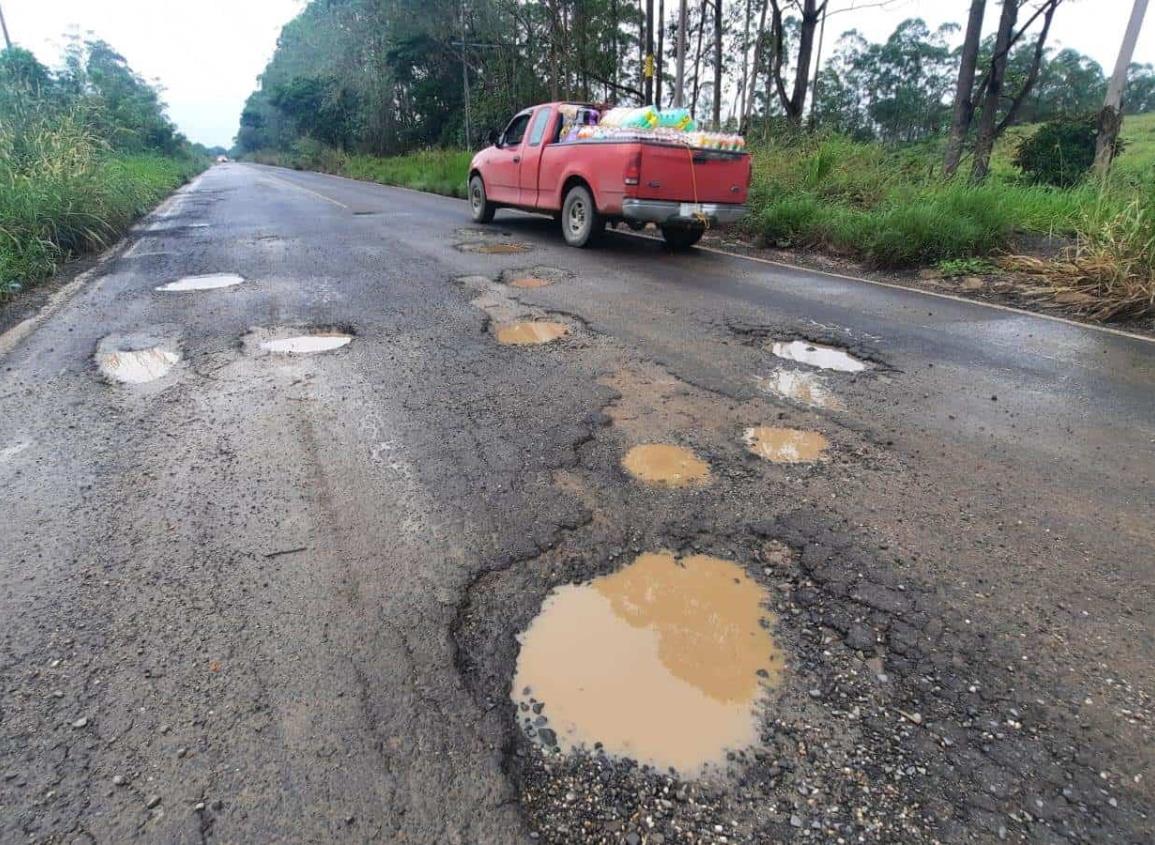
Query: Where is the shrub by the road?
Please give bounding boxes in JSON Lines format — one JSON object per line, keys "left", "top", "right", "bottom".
{"left": 1014, "top": 115, "right": 1113, "bottom": 188}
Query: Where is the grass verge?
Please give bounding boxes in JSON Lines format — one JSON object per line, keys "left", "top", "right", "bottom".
{"left": 0, "top": 127, "right": 205, "bottom": 298}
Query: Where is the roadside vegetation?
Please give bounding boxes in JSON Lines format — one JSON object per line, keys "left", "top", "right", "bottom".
{"left": 0, "top": 42, "right": 209, "bottom": 299}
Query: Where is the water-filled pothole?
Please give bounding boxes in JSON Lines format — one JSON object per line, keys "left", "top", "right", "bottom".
{"left": 155, "top": 273, "right": 244, "bottom": 292}
{"left": 456, "top": 241, "right": 531, "bottom": 255}
{"left": 622, "top": 444, "right": 710, "bottom": 487}
{"left": 494, "top": 321, "right": 568, "bottom": 346}
{"left": 260, "top": 333, "right": 353, "bottom": 354}
{"left": 759, "top": 370, "right": 843, "bottom": 410}
{"left": 744, "top": 426, "right": 829, "bottom": 463}
{"left": 512, "top": 551, "right": 782, "bottom": 774}
{"left": 768, "top": 340, "right": 867, "bottom": 372}
{"left": 95, "top": 335, "right": 180, "bottom": 384}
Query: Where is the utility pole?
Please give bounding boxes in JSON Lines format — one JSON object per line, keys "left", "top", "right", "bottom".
{"left": 460, "top": 0, "right": 472, "bottom": 148}
{"left": 0, "top": 2, "right": 12, "bottom": 50}
{"left": 674, "top": 0, "right": 687, "bottom": 107}
{"left": 645, "top": 0, "right": 655, "bottom": 104}
{"left": 1096, "top": 0, "right": 1149, "bottom": 176}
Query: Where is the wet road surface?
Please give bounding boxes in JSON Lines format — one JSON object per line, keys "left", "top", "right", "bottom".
{"left": 1, "top": 163, "right": 1153, "bottom": 843}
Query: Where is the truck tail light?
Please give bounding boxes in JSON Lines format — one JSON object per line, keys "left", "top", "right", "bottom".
{"left": 624, "top": 151, "right": 641, "bottom": 186}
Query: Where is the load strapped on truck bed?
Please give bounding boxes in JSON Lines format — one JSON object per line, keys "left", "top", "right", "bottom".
{"left": 556, "top": 104, "right": 747, "bottom": 152}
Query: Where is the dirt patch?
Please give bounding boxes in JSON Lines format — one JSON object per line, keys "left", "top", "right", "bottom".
{"left": 495, "top": 322, "right": 569, "bottom": 346}
{"left": 501, "top": 266, "right": 572, "bottom": 290}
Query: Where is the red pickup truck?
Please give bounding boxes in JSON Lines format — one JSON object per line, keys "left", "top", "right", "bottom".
{"left": 468, "top": 102, "right": 751, "bottom": 250}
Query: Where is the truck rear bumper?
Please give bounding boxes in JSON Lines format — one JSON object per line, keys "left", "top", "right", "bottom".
{"left": 621, "top": 199, "right": 748, "bottom": 226}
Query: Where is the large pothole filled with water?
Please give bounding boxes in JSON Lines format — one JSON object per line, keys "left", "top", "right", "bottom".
{"left": 245, "top": 327, "right": 354, "bottom": 356}
{"left": 155, "top": 272, "right": 244, "bottom": 292}
{"left": 758, "top": 369, "right": 843, "bottom": 410}
{"left": 621, "top": 443, "right": 711, "bottom": 487}
{"left": 494, "top": 321, "right": 569, "bottom": 346}
{"left": 743, "top": 426, "right": 829, "bottom": 463}
{"left": 95, "top": 335, "right": 180, "bottom": 384}
{"left": 512, "top": 551, "right": 782, "bottom": 775}
{"left": 767, "top": 340, "right": 867, "bottom": 372}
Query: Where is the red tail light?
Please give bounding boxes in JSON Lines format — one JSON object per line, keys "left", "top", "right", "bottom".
{"left": 624, "top": 151, "right": 641, "bottom": 186}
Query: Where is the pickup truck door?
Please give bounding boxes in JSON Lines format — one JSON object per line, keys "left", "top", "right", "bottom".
{"left": 517, "top": 106, "right": 556, "bottom": 208}
{"left": 487, "top": 111, "right": 531, "bottom": 204}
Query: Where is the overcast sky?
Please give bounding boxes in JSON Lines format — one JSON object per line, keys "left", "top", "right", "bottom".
{"left": 4, "top": 0, "right": 1152, "bottom": 148}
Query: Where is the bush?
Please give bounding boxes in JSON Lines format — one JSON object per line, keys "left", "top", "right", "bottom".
{"left": 1014, "top": 115, "right": 1109, "bottom": 188}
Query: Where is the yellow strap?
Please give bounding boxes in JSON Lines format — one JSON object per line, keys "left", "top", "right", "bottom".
{"left": 686, "top": 144, "right": 711, "bottom": 230}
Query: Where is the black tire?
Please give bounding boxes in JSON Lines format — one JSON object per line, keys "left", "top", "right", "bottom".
{"left": 469, "top": 174, "right": 495, "bottom": 223}
{"left": 561, "top": 184, "right": 604, "bottom": 247}
{"left": 661, "top": 224, "right": 705, "bottom": 251}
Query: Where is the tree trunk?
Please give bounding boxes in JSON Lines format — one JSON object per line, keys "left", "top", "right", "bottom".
{"left": 741, "top": 0, "right": 768, "bottom": 131}
{"left": 1096, "top": 0, "right": 1149, "bottom": 176}
{"left": 807, "top": 1, "right": 827, "bottom": 127}
{"left": 970, "top": 0, "right": 1017, "bottom": 183}
{"left": 675, "top": 0, "right": 688, "bottom": 107}
{"left": 769, "top": 0, "right": 825, "bottom": 123}
{"left": 712, "top": 0, "right": 723, "bottom": 128}
{"left": 691, "top": 0, "right": 707, "bottom": 114}
{"left": 736, "top": 0, "right": 752, "bottom": 124}
{"left": 657, "top": 0, "right": 666, "bottom": 107}
{"left": 943, "top": 0, "right": 986, "bottom": 176}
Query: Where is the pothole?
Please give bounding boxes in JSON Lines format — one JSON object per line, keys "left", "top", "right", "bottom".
{"left": 758, "top": 370, "right": 844, "bottom": 410}
{"left": 155, "top": 273, "right": 244, "bottom": 292}
{"left": 501, "top": 266, "right": 569, "bottom": 289}
{"left": 512, "top": 551, "right": 783, "bottom": 775}
{"left": 95, "top": 335, "right": 180, "bottom": 384}
{"left": 259, "top": 333, "right": 352, "bottom": 354}
{"left": 494, "top": 321, "right": 568, "bottom": 346}
{"left": 621, "top": 443, "right": 711, "bottom": 487}
{"left": 744, "top": 426, "right": 829, "bottom": 463}
{"left": 456, "top": 227, "right": 513, "bottom": 239}
{"left": 768, "top": 340, "right": 867, "bottom": 372}
{"left": 455, "top": 241, "right": 531, "bottom": 255}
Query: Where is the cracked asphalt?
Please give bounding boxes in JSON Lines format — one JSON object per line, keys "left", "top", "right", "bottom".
{"left": 1, "top": 163, "right": 1153, "bottom": 843}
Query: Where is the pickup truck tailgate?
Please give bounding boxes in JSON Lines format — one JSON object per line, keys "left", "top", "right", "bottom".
{"left": 636, "top": 144, "right": 750, "bottom": 204}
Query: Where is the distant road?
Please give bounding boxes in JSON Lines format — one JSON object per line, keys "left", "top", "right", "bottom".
{"left": 1, "top": 162, "right": 1151, "bottom": 842}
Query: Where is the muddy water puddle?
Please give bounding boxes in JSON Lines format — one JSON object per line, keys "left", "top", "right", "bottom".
{"left": 744, "top": 426, "right": 829, "bottom": 463}
{"left": 768, "top": 340, "right": 867, "bottom": 372}
{"left": 494, "top": 321, "right": 568, "bottom": 346}
{"left": 96, "top": 335, "right": 180, "bottom": 384}
{"left": 513, "top": 551, "right": 782, "bottom": 774}
{"left": 155, "top": 272, "right": 244, "bottom": 292}
{"left": 758, "top": 370, "right": 843, "bottom": 410}
{"left": 260, "top": 333, "right": 352, "bottom": 354}
{"left": 622, "top": 443, "right": 710, "bottom": 487}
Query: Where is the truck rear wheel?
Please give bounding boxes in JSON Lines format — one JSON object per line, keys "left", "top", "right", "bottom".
{"left": 661, "top": 224, "right": 705, "bottom": 251}
{"left": 469, "top": 175, "right": 495, "bottom": 223}
{"left": 561, "top": 185, "right": 603, "bottom": 248}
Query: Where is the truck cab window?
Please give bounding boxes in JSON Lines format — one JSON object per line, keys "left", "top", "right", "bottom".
{"left": 527, "top": 108, "right": 551, "bottom": 147}
{"left": 501, "top": 113, "right": 531, "bottom": 147}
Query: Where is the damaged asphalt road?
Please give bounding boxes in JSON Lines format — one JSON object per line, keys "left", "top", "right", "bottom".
{"left": 1, "top": 163, "right": 1153, "bottom": 843}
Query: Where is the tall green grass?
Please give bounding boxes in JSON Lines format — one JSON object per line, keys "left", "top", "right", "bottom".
{"left": 0, "top": 112, "right": 204, "bottom": 297}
